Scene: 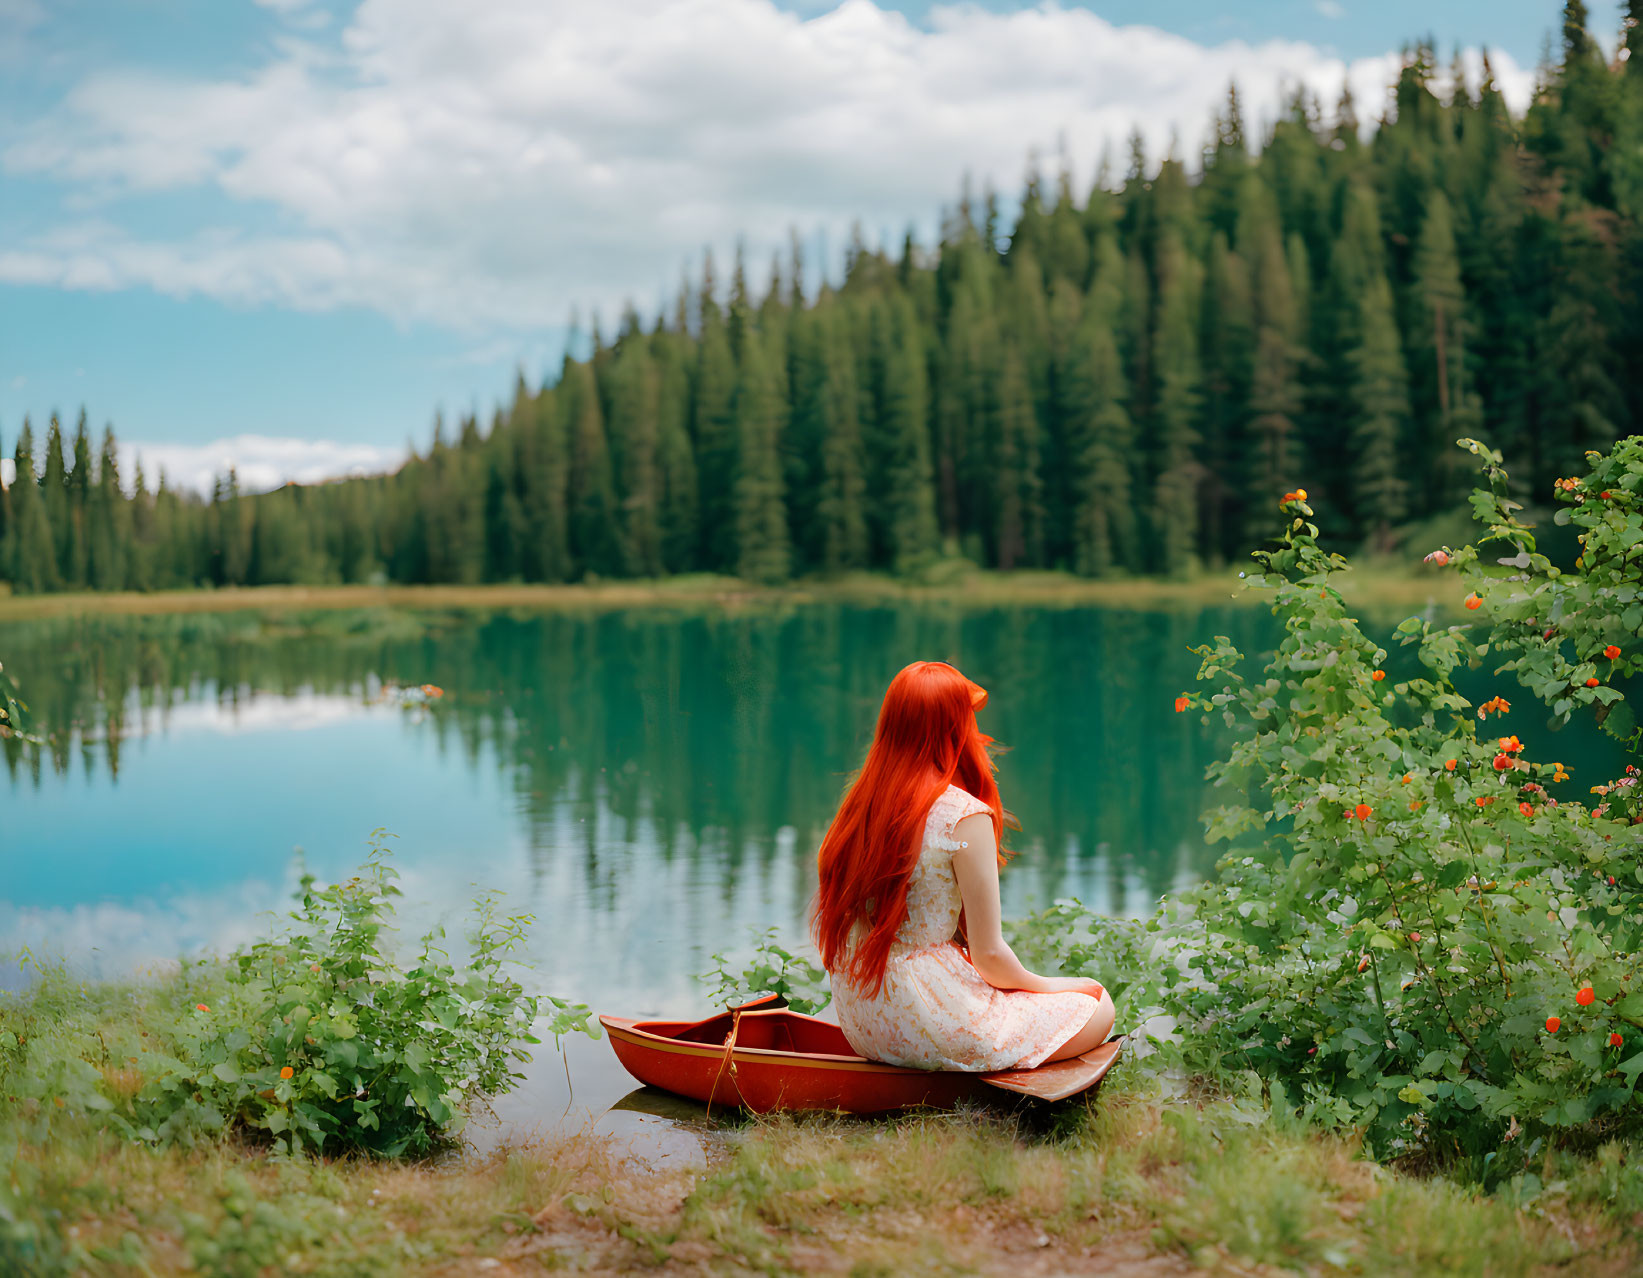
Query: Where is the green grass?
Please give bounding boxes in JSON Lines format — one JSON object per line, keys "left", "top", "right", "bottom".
{"left": 6, "top": 972, "right": 1643, "bottom": 1276}
{"left": 0, "top": 560, "right": 1457, "bottom": 623}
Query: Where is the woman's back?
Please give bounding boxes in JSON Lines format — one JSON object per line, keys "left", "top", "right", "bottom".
{"left": 828, "top": 783, "right": 1098, "bottom": 1071}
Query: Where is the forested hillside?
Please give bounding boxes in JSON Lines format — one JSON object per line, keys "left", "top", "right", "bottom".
{"left": 3, "top": 2, "right": 1641, "bottom": 593}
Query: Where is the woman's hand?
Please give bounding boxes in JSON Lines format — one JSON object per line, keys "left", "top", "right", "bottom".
{"left": 1041, "top": 976, "right": 1105, "bottom": 999}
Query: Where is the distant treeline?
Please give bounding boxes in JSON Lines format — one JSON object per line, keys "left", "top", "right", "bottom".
{"left": 2, "top": 4, "right": 1641, "bottom": 594}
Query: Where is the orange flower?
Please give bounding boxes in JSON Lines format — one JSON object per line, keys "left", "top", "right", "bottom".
{"left": 1409, "top": 799, "right": 1424, "bottom": 811}
{"left": 1296, "top": 488, "right": 1307, "bottom": 500}
{"left": 1546, "top": 1016, "right": 1561, "bottom": 1034}
{"left": 1601, "top": 490, "right": 1614, "bottom": 499}
{"left": 1174, "top": 695, "right": 1189, "bottom": 713}
{"left": 1423, "top": 550, "right": 1450, "bottom": 566}
{"left": 1401, "top": 774, "right": 1412, "bottom": 785}
{"left": 1605, "top": 645, "right": 1622, "bottom": 660}
{"left": 1577, "top": 986, "right": 1596, "bottom": 1007}
{"left": 1611, "top": 1033, "right": 1625, "bottom": 1048}
{"left": 280, "top": 1066, "right": 294, "bottom": 1079}
{"left": 421, "top": 684, "right": 445, "bottom": 698}
{"left": 1499, "top": 735, "right": 1523, "bottom": 754}
{"left": 1372, "top": 670, "right": 1386, "bottom": 682}
{"left": 1354, "top": 803, "right": 1372, "bottom": 821}
{"left": 1475, "top": 796, "right": 1495, "bottom": 807}
{"left": 1464, "top": 593, "right": 1482, "bottom": 610}
{"left": 1445, "top": 759, "right": 1458, "bottom": 772}
{"left": 1357, "top": 955, "right": 1371, "bottom": 973}
{"left": 1519, "top": 802, "right": 1535, "bottom": 818}
{"left": 1586, "top": 678, "right": 1600, "bottom": 688}
{"left": 1493, "top": 754, "right": 1512, "bottom": 771}
{"left": 1409, "top": 931, "right": 1421, "bottom": 943}
{"left": 195, "top": 1004, "right": 209, "bottom": 1013}
{"left": 1478, "top": 696, "right": 1511, "bottom": 719}
{"left": 1553, "top": 762, "right": 1570, "bottom": 783}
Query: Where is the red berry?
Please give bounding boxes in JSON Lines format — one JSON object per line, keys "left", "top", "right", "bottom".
{"left": 1546, "top": 1016, "right": 1561, "bottom": 1034}
{"left": 1611, "top": 1033, "right": 1624, "bottom": 1048}
{"left": 1577, "top": 987, "right": 1596, "bottom": 1006}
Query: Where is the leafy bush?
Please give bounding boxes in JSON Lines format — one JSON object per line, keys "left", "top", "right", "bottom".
{"left": 3, "top": 833, "right": 595, "bottom": 1157}
{"left": 1011, "top": 440, "right": 1643, "bottom": 1176}
{"left": 700, "top": 927, "right": 831, "bottom": 1015}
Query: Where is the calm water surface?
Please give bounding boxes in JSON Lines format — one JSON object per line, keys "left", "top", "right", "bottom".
{"left": 3, "top": 600, "right": 1622, "bottom": 1026}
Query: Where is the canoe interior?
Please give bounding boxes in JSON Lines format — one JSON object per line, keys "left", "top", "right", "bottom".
{"left": 600, "top": 998, "right": 1124, "bottom": 1114}
{"left": 637, "top": 1007, "right": 858, "bottom": 1057}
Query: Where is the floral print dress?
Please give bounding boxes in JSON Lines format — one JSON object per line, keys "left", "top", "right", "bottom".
{"left": 829, "top": 784, "right": 1099, "bottom": 1071}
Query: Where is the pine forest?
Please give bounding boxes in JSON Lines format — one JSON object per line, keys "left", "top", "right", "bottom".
{"left": 2, "top": 5, "right": 1642, "bottom": 595}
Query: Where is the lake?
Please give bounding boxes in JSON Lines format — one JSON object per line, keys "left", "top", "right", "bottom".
{"left": 2, "top": 597, "right": 1624, "bottom": 1024}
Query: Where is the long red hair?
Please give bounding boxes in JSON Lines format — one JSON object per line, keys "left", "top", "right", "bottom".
{"left": 811, "top": 660, "right": 1011, "bottom": 997}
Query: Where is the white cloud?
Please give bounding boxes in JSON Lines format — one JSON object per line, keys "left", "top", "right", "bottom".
{"left": 1315, "top": 1, "right": 1346, "bottom": 19}
{"left": 1, "top": 458, "right": 13, "bottom": 486}
{"left": 2, "top": 0, "right": 1535, "bottom": 332}
{"left": 121, "top": 433, "right": 406, "bottom": 495}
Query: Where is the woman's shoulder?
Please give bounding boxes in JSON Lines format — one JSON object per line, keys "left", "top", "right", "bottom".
{"left": 923, "top": 784, "right": 992, "bottom": 851}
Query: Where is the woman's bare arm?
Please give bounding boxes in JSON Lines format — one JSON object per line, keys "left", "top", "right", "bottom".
{"left": 949, "top": 811, "right": 1103, "bottom": 997}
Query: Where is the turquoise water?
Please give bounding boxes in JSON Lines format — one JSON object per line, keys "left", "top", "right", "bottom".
{"left": 2, "top": 601, "right": 1622, "bottom": 1019}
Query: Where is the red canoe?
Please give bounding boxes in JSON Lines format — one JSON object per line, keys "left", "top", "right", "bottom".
{"left": 600, "top": 994, "right": 1122, "bottom": 1115}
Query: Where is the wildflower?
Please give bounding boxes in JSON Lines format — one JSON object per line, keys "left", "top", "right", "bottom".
{"left": 1464, "top": 593, "right": 1482, "bottom": 610}
{"left": 280, "top": 1066, "right": 294, "bottom": 1079}
{"left": 195, "top": 1004, "right": 209, "bottom": 1013}
{"left": 1409, "top": 799, "right": 1423, "bottom": 811}
{"left": 1475, "top": 796, "right": 1495, "bottom": 807}
{"left": 1519, "top": 802, "right": 1535, "bottom": 817}
{"left": 1586, "top": 678, "right": 1600, "bottom": 688}
{"left": 1372, "top": 670, "right": 1386, "bottom": 682}
{"left": 1423, "top": 550, "right": 1450, "bottom": 566}
{"left": 1357, "top": 955, "right": 1371, "bottom": 973}
{"left": 1612, "top": 1033, "right": 1625, "bottom": 1048}
{"left": 1499, "top": 735, "right": 1523, "bottom": 754}
{"left": 1608, "top": 876, "right": 1616, "bottom": 886}
{"left": 1577, "top": 987, "right": 1596, "bottom": 1007}
{"left": 1601, "top": 491, "right": 1613, "bottom": 500}
{"left": 1402, "top": 774, "right": 1412, "bottom": 785}
{"left": 309, "top": 963, "right": 321, "bottom": 973}
{"left": 1605, "top": 645, "right": 1622, "bottom": 660}
{"left": 1174, "top": 695, "right": 1188, "bottom": 713}
{"left": 1494, "top": 754, "right": 1512, "bottom": 772}
{"left": 1478, "top": 696, "right": 1510, "bottom": 718}
{"left": 1546, "top": 1017, "right": 1561, "bottom": 1034}
{"left": 1554, "top": 763, "right": 1569, "bottom": 783}
{"left": 1409, "top": 931, "right": 1421, "bottom": 943}
{"left": 1354, "top": 803, "right": 1372, "bottom": 821}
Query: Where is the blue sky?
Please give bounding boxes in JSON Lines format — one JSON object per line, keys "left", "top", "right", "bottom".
{"left": 0, "top": 1, "right": 1595, "bottom": 489}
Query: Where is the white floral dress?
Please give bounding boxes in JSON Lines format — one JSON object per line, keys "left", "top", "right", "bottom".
{"left": 829, "top": 784, "right": 1099, "bottom": 1071}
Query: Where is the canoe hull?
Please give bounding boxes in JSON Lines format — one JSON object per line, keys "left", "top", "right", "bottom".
{"left": 600, "top": 1001, "right": 1120, "bottom": 1115}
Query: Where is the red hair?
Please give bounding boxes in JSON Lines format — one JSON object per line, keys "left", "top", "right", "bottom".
{"left": 811, "top": 660, "right": 1010, "bottom": 997}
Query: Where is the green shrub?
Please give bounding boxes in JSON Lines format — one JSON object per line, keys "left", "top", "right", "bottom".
{"left": 1011, "top": 440, "right": 1643, "bottom": 1176}
{"left": 700, "top": 927, "right": 831, "bottom": 1014}
{"left": 2, "top": 833, "right": 595, "bottom": 1157}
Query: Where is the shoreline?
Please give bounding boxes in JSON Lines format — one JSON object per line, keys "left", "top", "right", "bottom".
{"left": 0, "top": 565, "right": 1454, "bottom": 622}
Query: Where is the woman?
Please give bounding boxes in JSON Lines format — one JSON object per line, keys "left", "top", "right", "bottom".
{"left": 812, "top": 660, "right": 1114, "bottom": 1071}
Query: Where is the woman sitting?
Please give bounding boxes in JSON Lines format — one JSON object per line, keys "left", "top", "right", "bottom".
{"left": 812, "top": 660, "right": 1114, "bottom": 1071}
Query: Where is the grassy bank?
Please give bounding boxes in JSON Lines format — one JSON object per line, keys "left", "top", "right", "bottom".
{"left": 6, "top": 972, "right": 1643, "bottom": 1276}
{"left": 0, "top": 563, "right": 1454, "bottom": 623}
{"left": 9, "top": 1079, "right": 1643, "bottom": 1275}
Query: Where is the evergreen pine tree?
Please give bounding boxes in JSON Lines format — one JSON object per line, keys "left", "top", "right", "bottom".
{"left": 1150, "top": 229, "right": 1204, "bottom": 575}
{"left": 1351, "top": 274, "right": 1413, "bottom": 546}
{"left": 5, "top": 421, "right": 57, "bottom": 593}
{"left": 731, "top": 327, "right": 790, "bottom": 584}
